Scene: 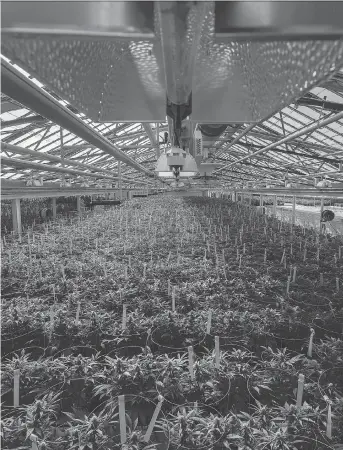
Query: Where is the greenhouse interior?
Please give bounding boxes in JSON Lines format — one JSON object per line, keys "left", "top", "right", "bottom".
{"left": 1, "top": 2, "right": 343, "bottom": 449}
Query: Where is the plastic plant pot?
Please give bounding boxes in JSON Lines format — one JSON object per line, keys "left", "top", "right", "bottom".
{"left": 311, "top": 316, "right": 343, "bottom": 340}
{"left": 163, "top": 403, "right": 224, "bottom": 450}
{"left": 267, "top": 322, "right": 310, "bottom": 352}
{"left": 93, "top": 394, "right": 170, "bottom": 447}
{"left": 247, "top": 368, "right": 300, "bottom": 407}
{"left": 52, "top": 345, "right": 99, "bottom": 359}
{"left": 205, "top": 323, "right": 253, "bottom": 350}
{"left": 150, "top": 327, "right": 206, "bottom": 355}
{"left": 1, "top": 345, "right": 47, "bottom": 361}
{"left": 106, "top": 346, "right": 144, "bottom": 358}
{"left": 318, "top": 366, "right": 343, "bottom": 398}
{"left": 102, "top": 332, "right": 148, "bottom": 350}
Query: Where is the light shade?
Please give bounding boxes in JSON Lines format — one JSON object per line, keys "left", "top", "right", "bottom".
{"left": 155, "top": 147, "right": 198, "bottom": 178}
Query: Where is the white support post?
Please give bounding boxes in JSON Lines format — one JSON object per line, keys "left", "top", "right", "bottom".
{"left": 259, "top": 194, "right": 263, "bottom": 207}
{"left": 273, "top": 195, "right": 277, "bottom": 216}
{"left": 76, "top": 196, "right": 81, "bottom": 215}
{"left": 118, "top": 161, "right": 122, "bottom": 201}
{"left": 292, "top": 196, "right": 296, "bottom": 226}
{"left": 11, "top": 199, "right": 22, "bottom": 236}
{"left": 320, "top": 197, "right": 325, "bottom": 234}
{"left": 156, "top": 122, "right": 160, "bottom": 158}
{"left": 51, "top": 198, "right": 57, "bottom": 219}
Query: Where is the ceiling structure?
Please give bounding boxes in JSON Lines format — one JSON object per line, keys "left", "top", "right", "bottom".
{"left": 1, "top": 1, "right": 343, "bottom": 190}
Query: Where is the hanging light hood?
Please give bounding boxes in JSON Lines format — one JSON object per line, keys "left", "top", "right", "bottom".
{"left": 155, "top": 146, "right": 198, "bottom": 178}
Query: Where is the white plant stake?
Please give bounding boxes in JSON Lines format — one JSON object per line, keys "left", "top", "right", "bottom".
{"left": 336, "top": 277, "right": 340, "bottom": 292}
{"left": 286, "top": 276, "right": 291, "bottom": 296}
{"left": 280, "top": 249, "right": 286, "bottom": 264}
{"left": 292, "top": 266, "right": 297, "bottom": 283}
{"left": 172, "top": 287, "right": 176, "bottom": 311}
{"left": 296, "top": 374, "right": 305, "bottom": 408}
{"left": 118, "top": 395, "right": 126, "bottom": 444}
{"left": 122, "top": 304, "right": 127, "bottom": 331}
{"left": 324, "top": 396, "right": 332, "bottom": 439}
{"left": 188, "top": 346, "right": 194, "bottom": 380}
{"left": 206, "top": 310, "right": 212, "bottom": 334}
{"left": 144, "top": 396, "right": 164, "bottom": 443}
{"left": 13, "top": 369, "right": 20, "bottom": 407}
{"left": 215, "top": 336, "right": 220, "bottom": 369}
{"left": 76, "top": 301, "right": 81, "bottom": 324}
{"left": 30, "top": 434, "right": 38, "bottom": 450}
{"left": 307, "top": 328, "right": 315, "bottom": 358}
{"left": 320, "top": 273, "right": 324, "bottom": 286}
{"left": 264, "top": 248, "right": 267, "bottom": 263}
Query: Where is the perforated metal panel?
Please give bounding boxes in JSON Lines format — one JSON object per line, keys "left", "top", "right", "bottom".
{"left": 192, "top": 5, "right": 343, "bottom": 122}
{"left": 1, "top": 36, "right": 166, "bottom": 122}
{"left": 2, "top": 1, "right": 343, "bottom": 123}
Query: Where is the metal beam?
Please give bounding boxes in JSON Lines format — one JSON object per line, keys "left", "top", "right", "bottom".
{"left": 1, "top": 186, "right": 157, "bottom": 200}
{"left": 234, "top": 188, "right": 343, "bottom": 198}
{"left": 1, "top": 114, "right": 47, "bottom": 128}
{"left": 1, "top": 60, "right": 153, "bottom": 177}
{"left": 1, "top": 142, "right": 128, "bottom": 179}
{"left": 1, "top": 155, "right": 133, "bottom": 182}
{"left": 214, "top": 110, "right": 343, "bottom": 173}
{"left": 216, "top": 123, "right": 256, "bottom": 157}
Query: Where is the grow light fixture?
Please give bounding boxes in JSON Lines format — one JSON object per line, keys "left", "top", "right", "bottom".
{"left": 155, "top": 146, "right": 198, "bottom": 179}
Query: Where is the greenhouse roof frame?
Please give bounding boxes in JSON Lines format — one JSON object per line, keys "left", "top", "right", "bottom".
{"left": 1, "top": 56, "right": 343, "bottom": 190}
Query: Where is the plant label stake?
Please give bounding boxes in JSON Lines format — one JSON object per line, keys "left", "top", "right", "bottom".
{"left": 172, "top": 287, "right": 176, "bottom": 312}
{"left": 303, "top": 248, "right": 307, "bottom": 262}
{"left": 188, "top": 346, "right": 195, "bottom": 380}
{"left": 13, "top": 369, "right": 20, "bottom": 407}
{"left": 30, "top": 434, "right": 38, "bottom": 450}
{"left": 128, "top": 255, "right": 132, "bottom": 268}
{"left": 286, "top": 276, "right": 291, "bottom": 296}
{"left": 122, "top": 304, "right": 127, "bottom": 331}
{"left": 143, "top": 263, "right": 147, "bottom": 278}
{"left": 243, "top": 243, "right": 246, "bottom": 254}
{"left": 320, "top": 273, "right": 324, "bottom": 286}
{"left": 215, "top": 336, "right": 220, "bottom": 369}
{"left": 168, "top": 280, "right": 171, "bottom": 296}
{"left": 75, "top": 301, "right": 81, "bottom": 324}
{"left": 336, "top": 277, "right": 340, "bottom": 292}
{"left": 239, "top": 255, "right": 242, "bottom": 268}
{"left": 264, "top": 249, "right": 267, "bottom": 263}
{"left": 144, "top": 395, "right": 164, "bottom": 443}
{"left": 296, "top": 374, "right": 305, "bottom": 408}
{"left": 206, "top": 310, "right": 212, "bottom": 334}
{"left": 118, "top": 395, "right": 126, "bottom": 444}
{"left": 280, "top": 249, "right": 286, "bottom": 264}
{"left": 307, "top": 328, "right": 315, "bottom": 358}
{"left": 290, "top": 243, "right": 293, "bottom": 255}
{"left": 292, "top": 266, "right": 297, "bottom": 283}
{"left": 324, "top": 396, "right": 332, "bottom": 439}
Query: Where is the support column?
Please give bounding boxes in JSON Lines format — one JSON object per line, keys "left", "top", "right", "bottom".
{"left": 292, "top": 196, "right": 296, "bottom": 225}
{"left": 51, "top": 198, "right": 57, "bottom": 219}
{"left": 118, "top": 161, "right": 122, "bottom": 200}
{"left": 76, "top": 196, "right": 81, "bottom": 215}
{"left": 273, "top": 195, "right": 277, "bottom": 216}
{"left": 11, "top": 198, "right": 22, "bottom": 236}
{"left": 156, "top": 123, "right": 160, "bottom": 158}
{"left": 259, "top": 194, "right": 263, "bottom": 207}
{"left": 320, "top": 197, "right": 325, "bottom": 234}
